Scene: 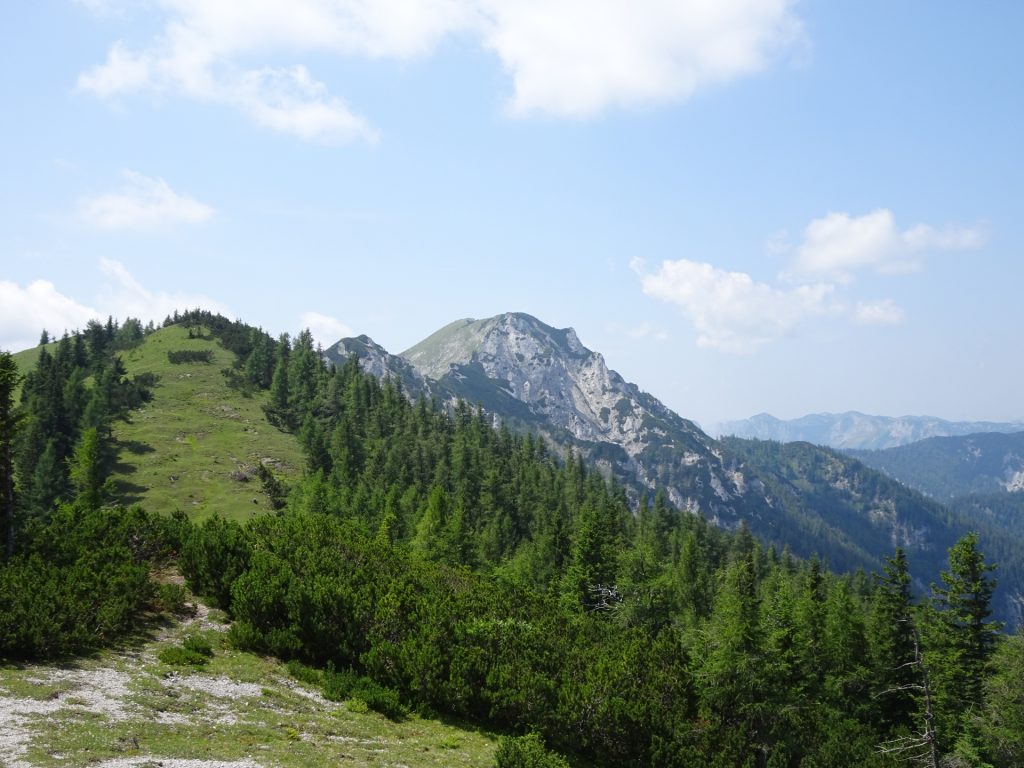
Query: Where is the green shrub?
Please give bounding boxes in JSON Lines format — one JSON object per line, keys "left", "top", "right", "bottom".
{"left": 354, "top": 679, "right": 407, "bottom": 720}
{"left": 494, "top": 734, "right": 570, "bottom": 768}
{"left": 226, "top": 620, "right": 263, "bottom": 652}
{"left": 346, "top": 698, "right": 369, "bottom": 713}
{"left": 166, "top": 350, "right": 213, "bottom": 364}
{"left": 286, "top": 659, "right": 323, "bottom": 687}
{"left": 319, "top": 666, "right": 407, "bottom": 720}
{"left": 0, "top": 504, "right": 158, "bottom": 659}
{"left": 182, "top": 634, "right": 214, "bottom": 658}
{"left": 157, "top": 633, "right": 214, "bottom": 667}
{"left": 179, "top": 514, "right": 251, "bottom": 610}
{"left": 158, "top": 646, "right": 209, "bottom": 667}
{"left": 321, "top": 666, "right": 360, "bottom": 702}
{"left": 154, "top": 583, "right": 192, "bottom": 615}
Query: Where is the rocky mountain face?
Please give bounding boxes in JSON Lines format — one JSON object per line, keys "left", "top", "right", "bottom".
{"left": 332, "top": 314, "right": 748, "bottom": 521}
{"left": 717, "top": 411, "right": 1024, "bottom": 451}
{"left": 325, "top": 312, "right": 1024, "bottom": 623}
{"left": 323, "top": 335, "right": 430, "bottom": 398}
{"left": 402, "top": 313, "right": 731, "bottom": 514}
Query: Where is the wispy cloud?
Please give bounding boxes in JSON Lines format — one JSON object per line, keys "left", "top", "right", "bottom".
{"left": 97, "top": 258, "right": 231, "bottom": 321}
{"left": 0, "top": 259, "right": 233, "bottom": 352}
{"left": 301, "top": 311, "right": 354, "bottom": 348}
{"left": 0, "top": 279, "right": 98, "bottom": 352}
{"left": 77, "top": 171, "right": 214, "bottom": 231}
{"left": 853, "top": 299, "right": 905, "bottom": 326}
{"left": 788, "top": 209, "right": 986, "bottom": 282}
{"left": 78, "top": 0, "right": 802, "bottom": 139}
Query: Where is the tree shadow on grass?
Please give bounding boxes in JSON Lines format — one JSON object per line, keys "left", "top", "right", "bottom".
{"left": 111, "top": 478, "right": 149, "bottom": 507}
{"left": 119, "top": 439, "right": 156, "bottom": 457}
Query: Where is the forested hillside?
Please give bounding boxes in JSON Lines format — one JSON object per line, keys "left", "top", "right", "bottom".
{"left": 329, "top": 313, "right": 1024, "bottom": 620}
{"left": 2, "top": 311, "right": 1023, "bottom": 767}
{"left": 850, "top": 431, "right": 1024, "bottom": 500}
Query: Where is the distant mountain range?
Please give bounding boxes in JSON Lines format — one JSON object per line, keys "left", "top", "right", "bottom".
{"left": 325, "top": 312, "right": 1024, "bottom": 623}
{"left": 716, "top": 411, "right": 1024, "bottom": 451}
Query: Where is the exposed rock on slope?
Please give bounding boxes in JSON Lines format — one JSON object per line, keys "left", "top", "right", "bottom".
{"left": 323, "top": 335, "right": 429, "bottom": 398}
{"left": 401, "top": 313, "right": 738, "bottom": 516}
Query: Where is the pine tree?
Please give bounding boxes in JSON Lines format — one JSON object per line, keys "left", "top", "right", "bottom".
{"left": 266, "top": 335, "right": 292, "bottom": 427}
{"left": 244, "top": 328, "right": 275, "bottom": 389}
{"left": 288, "top": 329, "right": 321, "bottom": 415}
{"left": 868, "top": 548, "right": 918, "bottom": 731}
{"left": 28, "top": 439, "right": 65, "bottom": 514}
{"left": 0, "top": 351, "right": 21, "bottom": 558}
{"left": 69, "top": 427, "right": 108, "bottom": 510}
{"left": 930, "top": 532, "right": 1001, "bottom": 733}
{"left": 412, "top": 483, "right": 451, "bottom": 562}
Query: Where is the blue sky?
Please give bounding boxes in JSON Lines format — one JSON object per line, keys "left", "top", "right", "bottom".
{"left": 2, "top": 0, "right": 1021, "bottom": 429}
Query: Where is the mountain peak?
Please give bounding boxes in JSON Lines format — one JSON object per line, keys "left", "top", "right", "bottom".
{"left": 323, "top": 334, "right": 428, "bottom": 396}
{"left": 402, "top": 312, "right": 588, "bottom": 381}
{"left": 399, "top": 311, "right": 723, "bottom": 509}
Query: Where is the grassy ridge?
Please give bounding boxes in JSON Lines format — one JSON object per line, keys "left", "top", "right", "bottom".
{"left": 12, "top": 326, "right": 304, "bottom": 522}
{"left": 109, "top": 325, "right": 304, "bottom": 522}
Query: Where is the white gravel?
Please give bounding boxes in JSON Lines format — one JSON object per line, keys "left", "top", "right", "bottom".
{"left": 87, "top": 760, "right": 263, "bottom": 768}
{"left": 169, "top": 675, "right": 262, "bottom": 700}
{"left": 0, "top": 664, "right": 136, "bottom": 767}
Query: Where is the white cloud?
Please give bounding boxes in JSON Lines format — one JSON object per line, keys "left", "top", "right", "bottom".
{"left": 78, "top": 171, "right": 214, "bottom": 231}
{"left": 638, "top": 208, "right": 984, "bottom": 352}
{"left": 790, "top": 209, "right": 986, "bottom": 282}
{"left": 78, "top": 0, "right": 801, "bottom": 138}
{"left": 97, "top": 258, "right": 231, "bottom": 322}
{"left": 0, "top": 260, "right": 231, "bottom": 352}
{"left": 301, "top": 311, "right": 354, "bottom": 348}
{"left": 480, "top": 0, "right": 801, "bottom": 118}
{"left": 77, "top": 41, "right": 153, "bottom": 97}
{"left": 854, "top": 299, "right": 905, "bottom": 326}
{"left": 633, "top": 257, "right": 836, "bottom": 353}
{"left": 0, "top": 280, "right": 99, "bottom": 352}
{"left": 233, "top": 66, "right": 376, "bottom": 143}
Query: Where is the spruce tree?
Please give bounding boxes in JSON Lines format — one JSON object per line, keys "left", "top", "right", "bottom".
{"left": 0, "top": 351, "right": 21, "bottom": 558}
{"left": 69, "top": 427, "right": 107, "bottom": 510}
{"left": 266, "top": 335, "right": 292, "bottom": 427}
{"left": 932, "top": 533, "right": 1001, "bottom": 719}
{"left": 869, "top": 548, "right": 919, "bottom": 731}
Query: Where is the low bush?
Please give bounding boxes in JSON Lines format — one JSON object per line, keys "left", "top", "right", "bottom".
{"left": 179, "top": 514, "right": 251, "bottom": 611}
{"left": 494, "top": 733, "right": 570, "bottom": 768}
{"left": 182, "top": 634, "right": 214, "bottom": 658}
{"left": 0, "top": 503, "right": 162, "bottom": 659}
{"left": 158, "top": 645, "right": 209, "bottom": 667}
{"left": 320, "top": 665, "right": 407, "bottom": 720}
{"left": 154, "top": 583, "right": 192, "bottom": 616}
{"left": 286, "top": 659, "right": 323, "bottom": 687}
{"left": 166, "top": 350, "right": 213, "bottom": 364}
